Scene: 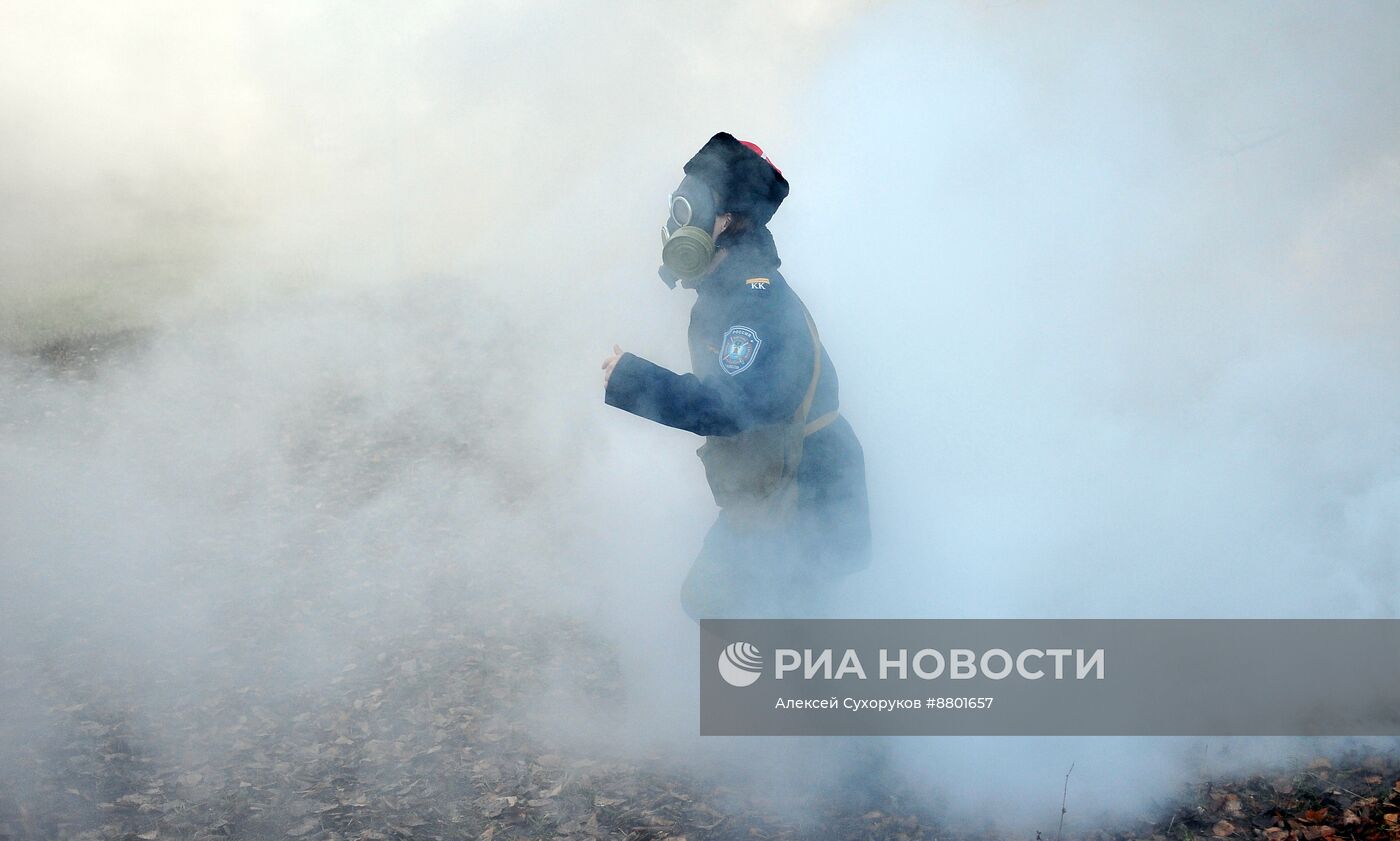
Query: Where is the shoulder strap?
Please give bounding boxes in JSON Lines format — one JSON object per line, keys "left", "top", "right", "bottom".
{"left": 791, "top": 292, "right": 840, "bottom": 437}
{"left": 793, "top": 297, "right": 820, "bottom": 422}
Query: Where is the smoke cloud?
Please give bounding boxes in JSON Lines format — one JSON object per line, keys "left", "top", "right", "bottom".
{"left": 2, "top": 0, "right": 1397, "bottom": 836}
{"left": 783, "top": 0, "right": 1400, "bottom": 825}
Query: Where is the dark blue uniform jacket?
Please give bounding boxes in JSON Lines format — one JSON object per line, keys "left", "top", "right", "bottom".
{"left": 605, "top": 236, "right": 871, "bottom": 573}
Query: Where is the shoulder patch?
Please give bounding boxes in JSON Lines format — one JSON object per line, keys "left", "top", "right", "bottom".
{"left": 745, "top": 277, "right": 771, "bottom": 291}
{"left": 718, "top": 325, "right": 762, "bottom": 375}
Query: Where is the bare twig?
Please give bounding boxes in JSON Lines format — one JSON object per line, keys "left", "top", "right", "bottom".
{"left": 1056, "top": 762, "right": 1075, "bottom": 841}
{"left": 1300, "top": 770, "right": 1363, "bottom": 801}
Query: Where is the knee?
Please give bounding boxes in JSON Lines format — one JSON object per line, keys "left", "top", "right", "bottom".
{"left": 681, "top": 560, "right": 733, "bottom": 620}
{"left": 680, "top": 571, "right": 705, "bottom": 621}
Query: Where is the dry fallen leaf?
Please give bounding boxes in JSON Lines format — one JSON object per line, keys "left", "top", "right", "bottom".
{"left": 477, "top": 794, "right": 516, "bottom": 818}
{"left": 1212, "top": 820, "right": 1237, "bottom": 837}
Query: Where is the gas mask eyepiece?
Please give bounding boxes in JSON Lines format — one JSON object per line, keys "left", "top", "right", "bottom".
{"left": 659, "top": 175, "right": 719, "bottom": 287}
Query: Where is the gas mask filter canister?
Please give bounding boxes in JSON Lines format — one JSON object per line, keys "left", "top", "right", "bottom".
{"left": 660, "top": 175, "right": 719, "bottom": 286}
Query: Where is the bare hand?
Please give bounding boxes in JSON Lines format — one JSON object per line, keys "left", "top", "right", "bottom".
{"left": 602, "top": 344, "right": 623, "bottom": 387}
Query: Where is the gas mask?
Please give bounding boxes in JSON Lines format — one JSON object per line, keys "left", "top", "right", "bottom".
{"left": 659, "top": 175, "right": 720, "bottom": 288}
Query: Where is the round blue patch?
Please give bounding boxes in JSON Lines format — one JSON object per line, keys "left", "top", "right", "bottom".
{"left": 719, "top": 325, "right": 761, "bottom": 376}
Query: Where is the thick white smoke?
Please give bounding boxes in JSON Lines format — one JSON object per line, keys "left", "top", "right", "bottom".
{"left": 777, "top": 0, "right": 1400, "bottom": 826}
{"left": 1, "top": 0, "right": 1397, "bottom": 835}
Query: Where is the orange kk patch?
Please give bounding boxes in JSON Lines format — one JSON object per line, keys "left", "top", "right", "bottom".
{"left": 745, "top": 277, "right": 771, "bottom": 290}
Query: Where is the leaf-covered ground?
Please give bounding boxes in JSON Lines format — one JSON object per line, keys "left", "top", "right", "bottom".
{"left": 3, "top": 602, "right": 1398, "bottom": 841}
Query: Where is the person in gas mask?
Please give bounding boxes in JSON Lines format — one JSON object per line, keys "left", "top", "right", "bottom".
{"left": 602, "top": 132, "right": 870, "bottom": 619}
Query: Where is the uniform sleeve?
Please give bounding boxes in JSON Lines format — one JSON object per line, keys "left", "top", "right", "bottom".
{"left": 604, "top": 353, "right": 742, "bottom": 436}
{"left": 604, "top": 297, "right": 813, "bottom": 437}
